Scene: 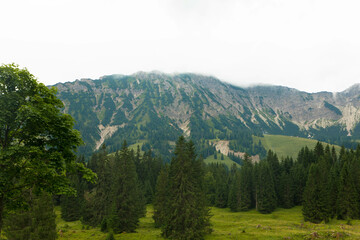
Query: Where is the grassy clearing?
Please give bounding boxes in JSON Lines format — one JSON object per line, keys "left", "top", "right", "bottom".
{"left": 128, "top": 140, "right": 147, "bottom": 153}
{"left": 255, "top": 134, "right": 342, "bottom": 160}
{"left": 55, "top": 205, "right": 360, "bottom": 240}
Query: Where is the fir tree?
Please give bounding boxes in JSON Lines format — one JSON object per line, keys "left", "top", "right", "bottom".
{"left": 237, "top": 156, "right": 253, "bottom": 211}
{"left": 108, "top": 141, "right": 145, "bottom": 233}
{"left": 60, "top": 156, "right": 87, "bottom": 221}
{"left": 255, "top": 161, "right": 277, "bottom": 214}
{"left": 4, "top": 191, "right": 56, "bottom": 240}
{"left": 228, "top": 166, "right": 240, "bottom": 212}
{"left": 337, "top": 161, "right": 359, "bottom": 219}
{"left": 83, "top": 144, "right": 113, "bottom": 226}
{"left": 162, "top": 136, "right": 211, "bottom": 240}
{"left": 153, "top": 164, "right": 170, "bottom": 228}
{"left": 302, "top": 162, "right": 331, "bottom": 223}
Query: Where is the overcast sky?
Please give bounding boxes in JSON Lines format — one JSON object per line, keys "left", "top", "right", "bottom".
{"left": 1, "top": 0, "right": 359, "bottom": 93}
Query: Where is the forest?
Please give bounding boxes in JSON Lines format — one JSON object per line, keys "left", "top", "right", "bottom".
{"left": 2, "top": 64, "right": 360, "bottom": 240}
{"left": 3, "top": 137, "right": 360, "bottom": 240}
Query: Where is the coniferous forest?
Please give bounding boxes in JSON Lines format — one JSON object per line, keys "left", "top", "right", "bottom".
{"left": 2, "top": 64, "right": 360, "bottom": 240}
{"left": 5, "top": 136, "right": 360, "bottom": 239}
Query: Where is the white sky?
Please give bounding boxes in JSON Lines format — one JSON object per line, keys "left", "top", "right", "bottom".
{"left": 1, "top": 0, "right": 359, "bottom": 93}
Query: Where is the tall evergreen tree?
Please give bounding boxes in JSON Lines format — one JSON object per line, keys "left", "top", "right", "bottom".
{"left": 108, "top": 141, "right": 145, "bottom": 233}
{"left": 60, "top": 155, "right": 87, "bottom": 221}
{"left": 162, "top": 136, "right": 211, "bottom": 240}
{"left": 302, "top": 162, "right": 331, "bottom": 223}
{"left": 336, "top": 160, "right": 359, "bottom": 219}
{"left": 83, "top": 144, "right": 113, "bottom": 226}
{"left": 255, "top": 161, "right": 277, "bottom": 214}
{"left": 3, "top": 191, "right": 56, "bottom": 240}
{"left": 153, "top": 164, "right": 170, "bottom": 228}
{"left": 228, "top": 166, "right": 240, "bottom": 212}
{"left": 237, "top": 155, "right": 254, "bottom": 211}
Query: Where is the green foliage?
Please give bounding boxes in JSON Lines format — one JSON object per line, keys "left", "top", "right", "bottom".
{"left": 255, "top": 161, "right": 277, "bottom": 214}
{"left": 60, "top": 156, "right": 87, "bottom": 222}
{"left": 337, "top": 160, "right": 359, "bottom": 220}
{"left": 3, "top": 192, "right": 56, "bottom": 240}
{"left": 153, "top": 165, "right": 169, "bottom": 228}
{"left": 107, "top": 141, "right": 146, "bottom": 233}
{"left": 83, "top": 145, "right": 113, "bottom": 226}
{"left": 302, "top": 162, "right": 331, "bottom": 223}
{"left": 0, "top": 64, "right": 95, "bottom": 234}
{"left": 158, "top": 136, "right": 212, "bottom": 239}
{"left": 105, "top": 231, "right": 115, "bottom": 240}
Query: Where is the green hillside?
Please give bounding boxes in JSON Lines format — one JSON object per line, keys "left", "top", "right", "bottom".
{"left": 255, "top": 134, "right": 342, "bottom": 160}
{"left": 55, "top": 205, "right": 360, "bottom": 240}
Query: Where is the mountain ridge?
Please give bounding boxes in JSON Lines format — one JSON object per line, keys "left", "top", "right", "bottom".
{"left": 53, "top": 72, "right": 360, "bottom": 158}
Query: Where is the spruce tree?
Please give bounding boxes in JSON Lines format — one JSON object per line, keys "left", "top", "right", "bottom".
{"left": 228, "top": 167, "right": 240, "bottom": 212}
{"left": 162, "top": 136, "right": 211, "bottom": 240}
{"left": 4, "top": 191, "right": 56, "bottom": 240}
{"left": 153, "top": 164, "right": 170, "bottom": 228}
{"left": 108, "top": 141, "right": 145, "bottom": 233}
{"left": 83, "top": 145, "right": 113, "bottom": 226}
{"left": 214, "top": 164, "right": 229, "bottom": 208}
{"left": 255, "top": 161, "right": 277, "bottom": 214}
{"left": 337, "top": 161, "right": 359, "bottom": 219}
{"left": 60, "top": 156, "right": 87, "bottom": 221}
{"left": 238, "top": 156, "right": 253, "bottom": 211}
{"left": 302, "top": 162, "right": 331, "bottom": 223}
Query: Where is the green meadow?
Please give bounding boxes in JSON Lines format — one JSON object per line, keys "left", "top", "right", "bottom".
{"left": 204, "top": 154, "right": 240, "bottom": 168}
{"left": 255, "top": 134, "right": 342, "bottom": 160}
{"left": 55, "top": 205, "right": 360, "bottom": 240}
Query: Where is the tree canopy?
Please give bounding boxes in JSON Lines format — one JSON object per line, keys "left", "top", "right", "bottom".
{"left": 0, "top": 64, "right": 95, "bottom": 234}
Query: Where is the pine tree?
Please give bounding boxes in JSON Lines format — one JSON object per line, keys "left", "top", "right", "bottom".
{"left": 255, "top": 161, "right": 277, "bottom": 214}
{"left": 4, "top": 191, "right": 56, "bottom": 240}
{"left": 153, "top": 164, "right": 170, "bottom": 228}
{"left": 302, "top": 162, "right": 331, "bottom": 223}
{"left": 162, "top": 136, "right": 211, "bottom": 240}
{"left": 290, "top": 163, "right": 307, "bottom": 206}
{"left": 108, "top": 141, "right": 145, "bottom": 233}
{"left": 337, "top": 160, "right": 359, "bottom": 219}
{"left": 228, "top": 166, "right": 240, "bottom": 212}
{"left": 266, "top": 150, "right": 281, "bottom": 205}
{"left": 278, "top": 171, "right": 294, "bottom": 209}
{"left": 83, "top": 145, "right": 113, "bottom": 226}
{"left": 60, "top": 156, "right": 87, "bottom": 221}
{"left": 238, "top": 156, "right": 253, "bottom": 211}
{"left": 214, "top": 164, "right": 229, "bottom": 208}
{"left": 29, "top": 193, "right": 57, "bottom": 240}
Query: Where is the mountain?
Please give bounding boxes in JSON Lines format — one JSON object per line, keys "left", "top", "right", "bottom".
{"left": 54, "top": 72, "right": 360, "bottom": 159}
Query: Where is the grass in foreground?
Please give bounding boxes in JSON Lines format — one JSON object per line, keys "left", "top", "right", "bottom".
{"left": 55, "top": 205, "right": 360, "bottom": 240}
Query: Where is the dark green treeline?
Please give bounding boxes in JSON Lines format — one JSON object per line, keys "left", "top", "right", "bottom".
{"left": 60, "top": 136, "right": 212, "bottom": 239}
{"left": 57, "top": 138, "right": 360, "bottom": 239}
{"left": 206, "top": 142, "right": 360, "bottom": 224}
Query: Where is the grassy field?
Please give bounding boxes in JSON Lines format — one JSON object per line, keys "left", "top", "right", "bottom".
{"left": 204, "top": 154, "right": 240, "bottom": 168}
{"left": 255, "top": 134, "right": 342, "bottom": 160}
{"left": 55, "top": 205, "right": 360, "bottom": 240}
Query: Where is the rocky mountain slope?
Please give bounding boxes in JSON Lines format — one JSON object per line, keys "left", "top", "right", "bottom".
{"left": 54, "top": 72, "right": 360, "bottom": 158}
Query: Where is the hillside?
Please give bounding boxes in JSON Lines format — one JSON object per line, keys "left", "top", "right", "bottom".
{"left": 255, "top": 134, "right": 342, "bottom": 160}
{"left": 54, "top": 72, "right": 360, "bottom": 159}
